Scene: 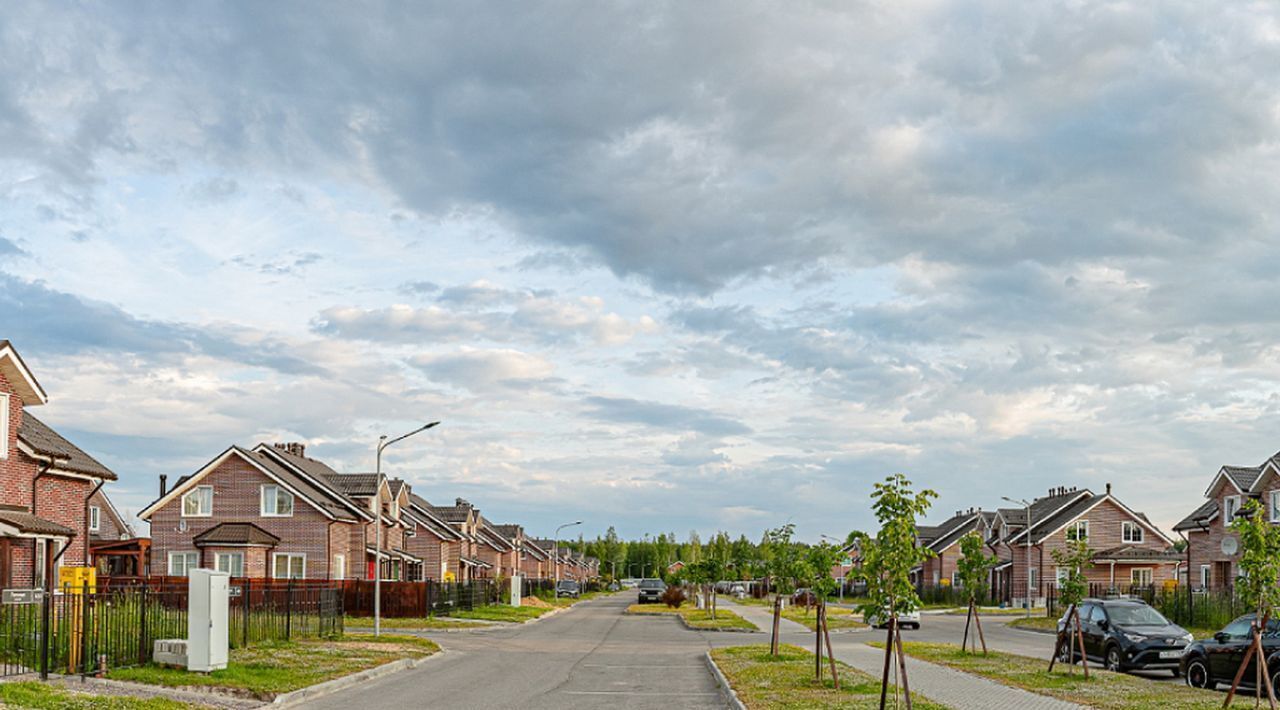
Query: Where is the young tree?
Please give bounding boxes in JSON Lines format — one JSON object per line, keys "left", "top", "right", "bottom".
{"left": 802, "top": 541, "right": 845, "bottom": 687}
{"left": 1224, "top": 498, "right": 1280, "bottom": 708}
{"left": 1048, "top": 536, "right": 1092, "bottom": 677}
{"left": 851, "top": 474, "right": 937, "bottom": 710}
{"left": 764, "top": 523, "right": 801, "bottom": 655}
{"left": 955, "top": 531, "right": 997, "bottom": 654}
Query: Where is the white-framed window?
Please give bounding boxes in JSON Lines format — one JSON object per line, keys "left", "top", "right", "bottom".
{"left": 33, "top": 539, "right": 46, "bottom": 588}
{"left": 1029, "top": 567, "right": 1039, "bottom": 591}
{"left": 932, "top": 570, "right": 939, "bottom": 586}
{"left": 215, "top": 552, "right": 244, "bottom": 577}
{"left": 952, "top": 570, "right": 961, "bottom": 587}
{"left": 260, "top": 484, "right": 294, "bottom": 517}
{"left": 389, "top": 500, "right": 399, "bottom": 519}
{"left": 1066, "top": 520, "right": 1089, "bottom": 542}
{"left": 1131, "top": 568, "right": 1154, "bottom": 586}
{"left": 168, "top": 551, "right": 199, "bottom": 577}
{"left": 1200, "top": 564, "right": 1211, "bottom": 589}
{"left": 272, "top": 553, "right": 306, "bottom": 579}
{"left": 332, "top": 554, "right": 346, "bottom": 580}
{"left": 88, "top": 505, "right": 101, "bottom": 533}
{"left": 1224, "top": 495, "right": 1241, "bottom": 525}
{"left": 182, "top": 486, "right": 213, "bottom": 517}
{"left": 0, "top": 393, "right": 9, "bottom": 460}
{"left": 1271, "top": 491, "right": 1280, "bottom": 524}
{"left": 1055, "top": 566, "right": 1071, "bottom": 588}
{"left": 1121, "top": 521, "right": 1144, "bottom": 543}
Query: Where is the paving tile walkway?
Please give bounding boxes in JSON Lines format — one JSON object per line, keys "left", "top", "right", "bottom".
{"left": 714, "top": 598, "right": 810, "bottom": 635}
{"left": 831, "top": 642, "right": 1085, "bottom": 710}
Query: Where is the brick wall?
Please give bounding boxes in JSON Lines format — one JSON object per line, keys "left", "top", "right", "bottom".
{"left": 88, "top": 488, "right": 128, "bottom": 542}
{"left": 149, "top": 451, "right": 355, "bottom": 579}
{"left": 1185, "top": 480, "right": 1249, "bottom": 589}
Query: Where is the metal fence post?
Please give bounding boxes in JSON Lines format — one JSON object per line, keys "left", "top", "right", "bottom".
{"left": 285, "top": 577, "right": 293, "bottom": 641}
{"left": 81, "top": 580, "right": 90, "bottom": 679}
{"left": 243, "top": 578, "right": 251, "bottom": 648}
{"left": 138, "top": 584, "right": 149, "bottom": 666}
{"left": 39, "top": 584, "right": 51, "bottom": 681}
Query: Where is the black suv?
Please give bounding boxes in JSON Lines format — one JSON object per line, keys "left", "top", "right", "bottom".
{"left": 556, "top": 580, "right": 580, "bottom": 598}
{"left": 1181, "top": 615, "right": 1280, "bottom": 691}
{"left": 637, "top": 578, "right": 665, "bottom": 604}
{"left": 1057, "top": 598, "right": 1192, "bottom": 674}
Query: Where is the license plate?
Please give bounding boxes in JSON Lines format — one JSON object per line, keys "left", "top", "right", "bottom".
{"left": 1159, "top": 650, "right": 1182, "bottom": 659}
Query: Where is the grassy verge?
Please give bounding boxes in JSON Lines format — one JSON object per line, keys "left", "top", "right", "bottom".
{"left": 450, "top": 603, "right": 564, "bottom": 623}
{"left": 344, "top": 615, "right": 491, "bottom": 630}
{"left": 711, "top": 644, "right": 948, "bottom": 709}
{"left": 781, "top": 606, "right": 867, "bottom": 631}
{"left": 108, "top": 635, "right": 438, "bottom": 699}
{"left": 942, "top": 607, "right": 1032, "bottom": 616}
{"left": 627, "top": 603, "right": 758, "bottom": 631}
{"left": 1006, "top": 615, "right": 1058, "bottom": 632}
{"left": 889, "top": 641, "right": 1262, "bottom": 709}
{"left": 0, "top": 683, "right": 197, "bottom": 710}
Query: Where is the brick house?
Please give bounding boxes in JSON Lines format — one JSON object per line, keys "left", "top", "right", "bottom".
{"left": 0, "top": 340, "right": 120, "bottom": 589}
{"left": 992, "top": 485, "right": 1179, "bottom": 606}
{"left": 913, "top": 508, "right": 995, "bottom": 589}
{"left": 403, "top": 494, "right": 466, "bottom": 581}
{"left": 424, "top": 499, "right": 491, "bottom": 580}
{"left": 476, "top": 518, "right": 518, "bottom": 578}
{"left": 1174, "top": 454, "right": 1280, "bottom": 591}
{"left": 139, "top": 442, "right": 427, "bottom": 581}
{"left": 86, "top": 487, "right": 150, "bottom": 576}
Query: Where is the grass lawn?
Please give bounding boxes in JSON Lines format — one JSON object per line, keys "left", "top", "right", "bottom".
{"left": 888, "top": 641, "right": 1265, "bottom": 709}
{"left": 450, "top": 603, "right": 564, "bottom": 623}
{"left": 711, "top": 644, "right": 948, "bottom": 709}
{"left": 0, "top": 683, "right": 198, "bottom": 710}
{"left": 942, "top": 607, "right": 1032, "bottom": 616}
{"left": 781, "top": 605, "right": 867, "bottom": 631}
{"left": 627, "top": 603, "right": 758, "bottom": 631}
{"left": 344, "top": 615, "right": 491, "bottom": 630}
{"left": 1006, "top": 615, "right": 1058, "bottom": 632}
{"left": 107, "top": 634, "right": 438, "bottom": 699}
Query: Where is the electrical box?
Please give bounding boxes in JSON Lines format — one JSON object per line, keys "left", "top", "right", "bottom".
{"left": 510, "top": 575, "right": 522, "bottom": 607}
{"left": 187, "top": 569, "right": 230, "bottom": 672}
{"left": 58, "top": 567, "right": 96, "bottom": 594}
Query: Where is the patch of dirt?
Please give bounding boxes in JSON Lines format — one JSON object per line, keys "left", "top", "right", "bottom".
{"left": 327, "top": 641, "right": 420, "bottom": 654}
{"left": 519, "top": 596, "right": 553, "bottom": 609}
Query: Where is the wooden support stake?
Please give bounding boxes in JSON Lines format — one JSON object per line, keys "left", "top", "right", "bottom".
{"left": 823, "top": 603, "right": 840, "bottom": 690}
{"left": 815, "top": 600, "right": 823, "bottom": 682}
{"left": 962, "top": 601, "right": 973, "bottom": 652}
{"left": 1047, "top": 602, "right": 1072, "bottom": 672}
{"left": 1074, "top": 606, "right": 1089, "bottom": 679}
{"left": 974, "top": 602, "right": 988, "bottom": 655}
{"left": 894, "top": 618, "right": 914, "bottom": 710}
{"left": 879, "top": 619, "right": 895, "bottom": 710}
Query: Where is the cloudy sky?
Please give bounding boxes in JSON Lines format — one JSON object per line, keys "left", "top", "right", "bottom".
{"left": 5, "top": 1, "right": 1280, "bottom": 541}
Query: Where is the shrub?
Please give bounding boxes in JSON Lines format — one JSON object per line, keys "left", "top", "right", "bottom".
{"left": 662, "top": 585, "right": 687, "bottom": 609}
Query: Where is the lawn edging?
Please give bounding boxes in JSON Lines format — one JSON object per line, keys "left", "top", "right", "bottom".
{"left": 624, "top": 605, "right": 759, "bottom": 632}
{"left": 703, "top": 650, "right": 748, "bottom": 710}
{"left": 272, "top": 649, "right": 445, "bottom": 707}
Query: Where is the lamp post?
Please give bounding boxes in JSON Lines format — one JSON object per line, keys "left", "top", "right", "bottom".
{"left": 553, "top": 521, "right": 582, "bottom": 587}
{"left": 374, "top": 421, "right": 439, "bottom": 637}
{"left": 1002, "top": 496, "right": 1033, "bottom": 619}
{"left": 820, "top": 534, "right": 844, "bottom": 604}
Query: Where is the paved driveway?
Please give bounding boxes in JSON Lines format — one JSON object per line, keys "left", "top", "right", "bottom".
{"left": 307, "top": 594, "right": 735, "bottom": 709}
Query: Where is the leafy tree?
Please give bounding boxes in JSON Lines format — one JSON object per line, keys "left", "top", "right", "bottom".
{"left": 764, "top": 524, "right": 804, "bottom": 594}
{"left": 956, "top": 531, "right": 997, "bottom": 654}
{"left": 1048, "top": 535, "right": 1093, "bottom": 676}
{"left": 1224, "top": 498, "right": 1280, "bottom": 706}
{"left": 801, "top": 542, "right": 842, "bottom": 613}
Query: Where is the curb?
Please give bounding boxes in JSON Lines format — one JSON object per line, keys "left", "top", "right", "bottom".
{"left": 271, "top": 650, "right": 445, "bottom": 707}
{"left": 624, "top": 609, "right": 762, "bottom": 633}
{"left": 704, "top": 651, "right": 748, "bottom": 710}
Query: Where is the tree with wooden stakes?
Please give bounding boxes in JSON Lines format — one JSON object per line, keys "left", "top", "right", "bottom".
{"left": 955, "top": 531, "right": 997, "bottom": 655}
{"left": 1223, "top": 498, "right": 1280, "bottom": 709}
{"left": 800, "top": 541, "right": 845, "bottom": 689}
{"left": 764, "top": 523, "right": 803, "bottom": 656}
{"left": 850, "top": 473, "right": 937, "bottom": 710}
{"left": 1046, "top": 536, "right": 1092, "bottom": 678}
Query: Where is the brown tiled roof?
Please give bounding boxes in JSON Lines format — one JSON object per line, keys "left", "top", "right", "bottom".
{"left": 257, "top": 444, "right": 370, "bottom": 519}
{"left": 1173, "top": 499, "right": 1219, "bottom": 532}
{"left": 491, "top": 523, "right": 522, "bottom": 539}
{"left": 1222, "top": 465, "right": 1263, "bottom": 491}
{"left": 1092, "top": 545, "right": 1182, "bottom": 563}
{"left": 0, "top": 505, "right": 74, "bottom": 536}
{"left": 324, "top": 473, "right": 380, "bottom": 497}
{"left": 429, "top": 505, "right": 473, "bottom": 523}
{"left": 193, "top": 522, "right": 280, "bottom": 547}
{"left": 17, "top": 414, "right": 117, "bottom": 480}
{"left": 237, "top": 447, "right": 358, "bottom": 521}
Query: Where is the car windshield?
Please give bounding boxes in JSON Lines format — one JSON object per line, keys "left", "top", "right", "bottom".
{"left": 640, "top": 579, "right": 665, "bottom": 589}
{"left": 1106, "top": 605, "right": 1169, "bottom": 626}
{"left": 557, "top": 581, "right": 576, "bottom": 588}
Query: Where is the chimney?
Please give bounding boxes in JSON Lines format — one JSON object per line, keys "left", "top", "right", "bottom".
{"left": 456, "top": 498, "right": 470, "bottom": 507}
{"left": 1106, "top": 482, "right": 1112, "bottom": 495}
{"left": 273, "top": 442, "right": 306, "bottom": 458}
{"left": 159, "top": 474, "right": 168, "bottom": 498}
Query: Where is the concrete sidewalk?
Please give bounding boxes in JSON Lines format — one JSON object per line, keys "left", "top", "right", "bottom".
{"left": 715, "top": 598, "right": 809, "bottom": 635}
{"left": 831, "top": 643, "right": 1084, "bottom": 710}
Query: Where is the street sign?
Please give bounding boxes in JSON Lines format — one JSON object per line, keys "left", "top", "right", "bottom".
{"left": 229, "top": 585, "right": 243, "bottom": 598}
{"left": 3, "top": 589, "right": 44, "bottom": 604}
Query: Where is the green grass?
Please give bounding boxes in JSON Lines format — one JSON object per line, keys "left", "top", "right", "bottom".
{"left": 781, "top": 605, "right": 867, "bottom": 631}
{"left": 343, "top": 615, "right": 491, "bottom": 630}
{"left": 107, "top": 635, "right": 438, "bottom": 699}
{"left": 711, "top": 644, "right": 948, "bottom": 709}
{"left": 0, "top": 683, "right": 198, "bottom": 710}
{"left": 449, "top": 603, "right": 562, "bottom": 623}
{"left": 888, "top": 641, "right": 1265, "bottom": 709}
{"left": 1005, "top": 615, "right": 1059, "bottom": 632}
{"left": 942, "top": 606, "right": 1032, "bottom": 616}
{"left": 627, "top": 603, "right": 758, "bottom": 630}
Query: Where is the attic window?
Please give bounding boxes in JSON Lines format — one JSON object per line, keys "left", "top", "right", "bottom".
{"left": 1066, "top": 520, "right": 1089, "bottom": 542}
{"left": 1224, "top": 495, "right": 1241, "bottom": 525}
{"left": 261, "top": 485, "right": 294, "bottom": 517}
{"left": 182, "top": 486, "right": 213, "bottom": 517}
{"left": 1121, "top": 521, "right": 1144, "bottom": 543}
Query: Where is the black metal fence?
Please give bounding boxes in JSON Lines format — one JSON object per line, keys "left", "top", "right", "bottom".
{"left": 342, "top": 579, "right": 498, "bottom": 617}
{"left": 0, "top": 578, "right": 343, "bottom": 680}
{"left": 1045, "top": 583, "right": 1242, "bottom": 630}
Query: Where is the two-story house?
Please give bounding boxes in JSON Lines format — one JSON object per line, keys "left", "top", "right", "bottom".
{"left": 1174, "top": 454, "right": 1280, "bottom": 591}
{"left": 403, "top": 493, "right": 466, "bottom": 581}
{"left": 914, "top": 508, "right": 995, "bottom": 589}
{"left": 0, "top": 340, "right": 120, "bottom": 589}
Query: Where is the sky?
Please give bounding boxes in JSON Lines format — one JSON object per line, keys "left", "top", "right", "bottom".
{"left": 4, "top": 1, "right": 1280, "bottom": 542}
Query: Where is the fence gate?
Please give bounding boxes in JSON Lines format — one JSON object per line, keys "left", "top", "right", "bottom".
{"left": 0, "top": 589, "right": 52, "bottom": 677}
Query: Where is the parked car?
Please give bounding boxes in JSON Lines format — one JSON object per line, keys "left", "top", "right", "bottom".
{"left": 791, "top": 588, "right": 818, "bottom": 607}
{"left": 556, "top": 580, "right": 580, "bottom": 598}
{"left": 865, "top": 609, "right": 921, "bottom": 630}
{"left": 637, "top": 578, "right": 666, "bottom": 604}
{"left": 1182, "top": 615, "right": 1280, "bottom": 690}
{"left": 729, "top": 583, "right": 746, "bottom": 599}
{"left": 1058, "top": 598, "right": 1191, "bottom": 674}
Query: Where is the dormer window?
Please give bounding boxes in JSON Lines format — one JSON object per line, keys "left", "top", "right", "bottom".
{"left": 1224, "top": 495, "right": 1241, "bottom": 525}
{"left": 260, "top": 485, "right": 294, "bottom": 517}
{"left": 182, "top": 486, "right": 213, "bottom": 517}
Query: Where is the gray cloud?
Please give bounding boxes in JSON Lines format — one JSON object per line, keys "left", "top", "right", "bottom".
{"left": 583, "top": 396, "right": 751, "bottom": 437}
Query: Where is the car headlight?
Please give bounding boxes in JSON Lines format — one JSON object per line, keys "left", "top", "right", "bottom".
{"left": 1181, "top": 632, "right": 1194, "bottom": 644}
{"left": 1125, "top": 632, "right": 1149, "bottom": 643}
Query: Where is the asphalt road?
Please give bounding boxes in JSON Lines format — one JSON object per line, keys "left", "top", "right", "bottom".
{"left": 306, "top": 593, "right": 740, "bottom": 710}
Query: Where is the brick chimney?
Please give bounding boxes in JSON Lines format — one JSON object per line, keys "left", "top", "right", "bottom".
{"left": 1105, "top": 482, "right": 1112, "bottom": 495}
{"left": 159, "top": 474, "right": 167, "bottom": 497}
{"left": 273, "top": 442, "right": 307, "bottom": 458}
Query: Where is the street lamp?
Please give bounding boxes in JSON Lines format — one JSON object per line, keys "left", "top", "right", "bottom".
{"left": 1002, "top": 496, "right": 1033, "bottom": 619}
{"left": 374, "top": 421, "right": 439, "bottom": 637}
{"left": 553, "top": 521, "right": 582, "bottom": 586}
{"left": 819, "top": 534, "right": 845, "bottom": 604}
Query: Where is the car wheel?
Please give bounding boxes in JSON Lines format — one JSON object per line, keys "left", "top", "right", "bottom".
{"left": 1185, "top": 658, "right": 1211, "bottom": 689}
{"left": 1104, "top": 646, "right": 1123, "bottom": 673}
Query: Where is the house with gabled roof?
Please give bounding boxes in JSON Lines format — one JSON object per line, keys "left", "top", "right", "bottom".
{"left": 913, "top": 507, "right": 995, "bottom": 589}
{"left": 424, "top": 498, "right": 492, "bottom": 581}
{"left": 403, "top": 493, "right": 467, "bottom": 581}
{"left": 0, "top": 340, "right": 122, "bottom": 589}
{"left": 1174, "top": 453, "right": 1280, "bottom": 591}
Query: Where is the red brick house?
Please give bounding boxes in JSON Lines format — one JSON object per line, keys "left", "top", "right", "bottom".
{"left": 1174, "top": 454, "right": 1280, "bottom": 591}
{"left": 913, "top": 508, "right": 995, "bottom": 589}
{"left": 86, "top": 487, "right": 150, "bottom": 576}
{"left": 403, "top": 493, "right": 466, "bottom": 581}
{"left": 0, "top": 340, "right": 120, "bottom": 589}
{"left": 139, "top": 442, "right": 427, "bottom": 581}
{"left": 424, "top": 499, "right": 491, "bottom": 581}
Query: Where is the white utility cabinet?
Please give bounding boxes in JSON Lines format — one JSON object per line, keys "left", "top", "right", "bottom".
{"left": 510, "top": 575, "right": 523, "bottom": 607}
{"left": 187, "top": 568, "right": 230, "bottom": 672}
